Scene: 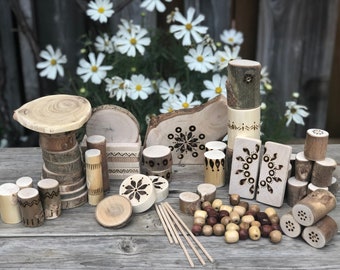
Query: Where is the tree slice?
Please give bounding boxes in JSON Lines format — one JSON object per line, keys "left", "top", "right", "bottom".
{"left": 294, "top": 151, "right": 314, "bottom": 181}
{"left": 279, "top": 211, "right": 303, "bottom": 238}
{"left": 95, "top": 194, "right": 133, "bottom": 228}
{"left": 144, "top": 95, "right": 228, "bottom": 165}
{"left": 61, "top": 190, "right": 88, "bottom": 209}
{"left": 311, "top": 157, "right": 337, "bottom": 187}
{"left": 42, "top": 163, "right": 84, "bottom": 185}
{"left": 60, "top": 181, "right": 87, "bottom": 199}
{"left": 302, "top": 215, "right": 338, "bottom": 248}
{"left": 44, "top": 156, "right": 83, "bottom": 175}
{"left": 179, "top": 191, "right": 201, "bottom": 215}
{"left": 304, "top": 129, "right": 329, "bottom": 161}
{"left": 286, "top": 176, "right": 308, "bottom": 207}
{"left": 197, "top": 183, "right": 216, "bottom": 203}
{"left": 39, "top": 132, "right": 77, "bottom": 152}
{"left": 13, "top": 94, "right": 92, "bottom": 134}
{"left": 42, "top": 142, "right": 81, "bottom": 163}
{"left": 86, "top": 105, "right": 140, "bottom": 143}
{"left": 292, "top": 189, "right": 336, "bottom": 226}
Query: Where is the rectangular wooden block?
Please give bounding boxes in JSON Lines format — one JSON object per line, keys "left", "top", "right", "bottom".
{"left": 228, "top": 137, "right": 262, "bottom": 199}
{"left": 256, "top": 141, "right": 292, "bottom": 207}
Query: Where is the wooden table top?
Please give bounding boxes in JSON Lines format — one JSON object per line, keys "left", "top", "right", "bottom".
{"left": 0, "top": 145, "right": 339, "bottom": 270}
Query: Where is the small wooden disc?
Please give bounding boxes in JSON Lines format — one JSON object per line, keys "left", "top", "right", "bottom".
{"left": 179, "top": 191, "right": 201, "bottom": 215}
{"left": 86, "top": 105, "right": 140, "bottom": 143}
{"left": 61, "top": 190, "right": 88, "bottom": 209}
{"left": 13, "top": 94, "right": 92, "bottom": 134}
{"left": 95, "top": 195, "right": 133, "bottom": 228}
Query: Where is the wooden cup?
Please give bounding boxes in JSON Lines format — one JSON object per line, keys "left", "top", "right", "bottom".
{"left": 37, "top": 178, "right": 61, "bottom": 219}
{"left": 204, "top": 150, "right": 226, "bottom": 187}
{"left": 0, "top": 183, "right": 22, "bottom": 224}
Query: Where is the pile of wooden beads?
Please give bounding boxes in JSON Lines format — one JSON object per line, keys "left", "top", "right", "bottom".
{"left": 191, "top": 194, "right": 283, "bottom": 244}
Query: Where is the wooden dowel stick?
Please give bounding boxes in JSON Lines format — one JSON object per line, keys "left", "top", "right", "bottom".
{"left": 164, "top": 202, "right": 214, "bottom": 263}
{"left": 158, "top": 204, "right": 179, "bottom": 245}
{"left": 155, "top": 204, "right": 174, "bottom": 244}
{"left": 162, "top": 203, "right": 206, "bottom": 266}
{"left": 159, "top": 204, "right": 194, "bottom": 268}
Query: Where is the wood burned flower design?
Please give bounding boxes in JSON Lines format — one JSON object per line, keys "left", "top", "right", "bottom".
{"left": 168, "top": 125, "right": 206, "bottom": 159}
{"left": 151, "top": 177, "right": 163, "bottom": 190}
{"left": 257, "top": 147, "right": 283, "bottom": 194}
{"left": 234, "top": 144, "right": 260, "bottom": 194}
{"left": 121, "top": 177, "right": 149, "bottom": 202}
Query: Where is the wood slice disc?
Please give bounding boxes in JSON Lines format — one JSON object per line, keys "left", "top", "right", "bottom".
{"left": 86, "top": 105, "right": 140, "bottom": 143}
{"left": 42, "top": 143, "right": 81, "bottom": 163}
{"left": 149, "top": 176, "right": 169, "bottom": 203}
{"left": 60, "top": 183, "right": 87, "bottom": 200}
{"left": 42, "top": 163, "right": 84, "bottom": 185}
{"left": 95, "top": 194, "right": 133, "bottom": 228}
{"left": 59, "top": 176, "right": 86, "bottom": 193}
{"left": 13, "top": 94, "right": 92, "bottom": 134}
{"left": 44, "top": 156, "right": 83, "bottom": 175}
{"left": 16, "top": 176, "right": 33, "bottom": 189}
{"left": 39, "top": 132, "right": 77, "bottom": 152}
{"left": 119, "top": 174, "right": 156, "bottom": 213}
{"left": 279, "top": 211, "right": 303, "bottom": 238}
{"left": 179, "top": 191, "right": 201, "bottom": 215}
{"left": 61, "top": 190, "right": 88, "bottom": 209}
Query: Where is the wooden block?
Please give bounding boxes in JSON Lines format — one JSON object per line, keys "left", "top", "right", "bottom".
{"left": 294, "top": 151, "right": 313, "bottom": 181}
{"left": 197, "top": 183, "right": 216, "bottom": 203}
{"left": 0, "top": 183, "right": 21, "bottom": 224}
{"left": 304, "top": 128, "right": 329, "bottom": 161}
{"left": 307, "top": 182, "right": 328, "bottom": 194}
{"left": 142, "top": 145, "right": 172, "bottom": 171}
{"left": 228, "top": 137, "right": 261, "bottom": 199}
{"left": 256, "top": 141, "right": 292, "bottom": 207}
{"left": 280, "top": 211, "right": 303, "bottom": 238}
{"left": 286, "top": 176, "right": 308, "bottom": 207}
{"left": 178, "top": 192, "right": 201, "bottom": 215}
{"left": 204, "top": 150, "right": 226, "bottom": 187}
{"left": 310, "top": 157, "right": 337, "bottom": 187}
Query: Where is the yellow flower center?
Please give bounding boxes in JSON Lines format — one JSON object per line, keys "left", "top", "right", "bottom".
{"left": 136, "top": 84, "right": 142, "bottom": 91}
{"left": 290, "top": 107, "right": 297, "bottom": 114}
{"left": 197, "top": 56, "right": 204, "bottom": 62}
{"left": 185, "top": 23, "right": 192, "bottom": 30}
{"left": 91, "top": 66, "right": 98, "bottom": 72}
{"left": 182, "top": 102, "right": 189, "bottom": 108}
{"left": 119, "top": 82, "right": 125, "bottom": 89}
{"left": 168, "top": 108, "right": 173, "bottom": 112}
{"left": 220, "top": 57, "right": 226, "bottom": 62}
{"left": 98, "top": 7, "right": 105, "bottom": 14}
{"left": 130, "top": 38, "right": 137, "bottom": 45}
{"left": 169, "top": 88, "right": 175, "bottom": 94}
{"left": 228, "top": 37, "right": 234, "bottom": 43}
{"left": 215, "top": 87, "right": 222, "bottom": 94}
{"left": 50, "top": 59, "right": 57, "bottom": 66}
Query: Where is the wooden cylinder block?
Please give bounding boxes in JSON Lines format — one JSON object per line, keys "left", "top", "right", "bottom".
{"left": 61, "top": 190, "right": 88, "bottom": 209}
{"left": 44, "top": 156, "right": 83, "bottom": 175}
{"left": 286, "top": 177, "right": 308, "bottom": 207}
{"left": 294, "top": 151, "right": 313, "bottom": 181}
{"left": 86, "top": 135, "right": 110, "bottom": 192}
{"left": 179, "top": 192, "right": 201, "bottom": 215}
{"left": 42, "top": 163, "right": 83, "bottom": 186}
{"left": 302, "top": 215, "right": 338, "bottom": 248}
{"left": 311, "top": 158, "right": 337, "bottom": 187}
{"left": 197, "top": 183, "right": 216, "bottom": 203}
{"left": 304, "top": 129, "right": 329, "bottom": 161}
{"left": 37, "top": 178, "right": 61, "bottom": 219}
{"left": 205, "top": 141, "right": 227, "bottom": 153}
{"left": 142, "top": 145, "right": 173, "bottom": 171}
{"left": 39, "top": 131, "right": 77, "bottom": 152}
{"left": 16, "top": 176, "right": 33, "bottom": 189}
{"left": 204, "top": 150, "right": 226, "bottom": 187}
{"left": 0, "top": 183, "right": 22, "bottom": 224}
{"left": 42, "top": 143, "right": 81, "bottom": 163}
{"left": 292, "top": 189, "right": 336, "bottom": 226}
{"left": 280, "top": 211, "right": 303, "bottom": 238}
{"left": 58, "top": 176, "right": 86, "bottom": 193}
{"left": 307, "top": 183, "right": 328, "bottom": 194}
{"left": 85, "top": 149, "right": 104, "bottom": 206}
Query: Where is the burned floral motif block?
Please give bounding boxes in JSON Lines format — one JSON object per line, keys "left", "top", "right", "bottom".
{"left": 228, "top": 137, "right": 261, "bottom": 199}
{"left": 256, "top": 141, "right": 292, "bottom": 207}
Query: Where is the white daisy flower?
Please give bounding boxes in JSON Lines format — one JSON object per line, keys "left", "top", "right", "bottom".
{"left": 175, "top": 92, "right": 202, "bottom": 109}
{"left": 128, "top": 74, "right": 154, "bottom": 100}
{"left": 86, "top": 0, "right": 114, "bottom": 23}
{"left": 169, "top": 7, "right": 208, "bottom": 46}
{"left": 116, "top": 19, "right": 141, "bottom": 38}
{"left": 284, "top": 101, "right": 309, "bottom": 127}
{"left": 220, "top": 29, "right": 244, "bottom": 46}
{"left": 76, "top": 52, "right": 112, "bottom": 84}
{"left": 105, "top": 76, "right": 130, "bottom": 102}
{"left": 184, "top": 44, "right": 215, "bottom": 73}
{"left": 160, "top": 98, "right": 181, "bottom": 113}
{"left": 94, "top": 33, "right": 115, "bottom": 54}
{"left": 260, "top": 66, "right": 272, "bottom": 94}
{"left": 140, "top": 0, "right": 173, "bottom": 13}
{"left": 159, "top": 77, "right": 182, "bottom": 100}
{"left": 201, "top": 74, "right": 227, "bottom": 100}
{"left": 115, "top": 27, "right": 151, "bottom": 57}
{"left": 36, "top": 45, "right": 67, "bottom": 80}
{"left": 214, "top": 45, "right": 240, "bottom": 70}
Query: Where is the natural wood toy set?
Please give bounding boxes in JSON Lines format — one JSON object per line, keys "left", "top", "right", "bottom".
{"left": 0, "top": 60, "right": 338, "bottom": 268}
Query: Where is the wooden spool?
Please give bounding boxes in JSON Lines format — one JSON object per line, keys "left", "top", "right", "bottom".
{"left": 294, "top": 151, "right": 313, "bottom": 181}
{"left": 0, "top": 183, "right": 22, "bottom": 224}
{"left": 16, "top": 176, "right": 33, "bottom": 189}
{"left": 304, "top": 129, "right": 329, "bottom": 161}
{"left": 119, "top": 174, "right": 156, "bottom": 213}
{"left": 292, "top": 189, "right": 336, "bottom": 226}
{"left": 179, "top": 192, "right": 201, "bottom": 215}
{"left": 286, "top": 176, "right": 308, "bottom": 207}
{"left": 86, "top": 135, "right": 110, "bottom": 192}
{"left": 310, "top": 157, "right": 337, "bottom": 187}
{"left": 95, "top": 195, "right": 133, "bottom": 228}
{"left": 85, "top": 149, "right": 104, "bottom": 206}
{"left": 197, "top": 183, "right": 216, "bottom": 203}
{"left": 302, "top": 215, "right": 338, "bottom": 248}
{"left": 204, "top": 150, "right": 226, "bottom": 187}
{"left": 142, "top": 145, "right": 173, "bottom": 171}
{"left": 149, "top": 176, "right": 169, "bottom": 203}
{"left": 279, "top": 211, "right": 303, "bottom": 238}
{"left": 37, "top": 178, "right": 61, "bottom": 219}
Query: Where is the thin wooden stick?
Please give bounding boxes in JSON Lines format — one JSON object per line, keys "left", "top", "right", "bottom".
{"left": 155, "top": 204, "right": 174, "bottom": 244}
{"left": 158, "top": 203, "right": 179, "bottom": 244}
{"left": 162, "top": 203, "right": 206, "bottom": 266}
{"left": 159, "top": 204, "right": 194, "bottom": 268}
{"left": 164, "top": 202, "right": 214, "bottom": 263}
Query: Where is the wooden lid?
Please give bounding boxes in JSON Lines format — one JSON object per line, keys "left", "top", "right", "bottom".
{"left": 95, "top": 194, "right": 133, "bottom": 228}
{"left": 86, "top": 105, "right": 140, "bottom": 143}
{"left": 13, "top": 94, "right": 92, "bottom": 134}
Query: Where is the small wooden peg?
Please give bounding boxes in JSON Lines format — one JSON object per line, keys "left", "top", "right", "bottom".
{"left": 304, "top": 129, "right": 329, "bottom": 161}
{"left": 286, "top": 176, "right": 308, "bottom": 207}
{"left": 179, "top": 192, "right": 201, "bottom": 215}
{"left": 294, "top": 151, "right": 313, "bottom": 181}
{"left": 197, "top": 183, "right": 216, "bottom": 203}
{"left": 310, "top": 157, "right": 337, "bottom": 187}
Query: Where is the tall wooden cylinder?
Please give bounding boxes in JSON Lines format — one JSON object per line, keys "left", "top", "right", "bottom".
{"left": 310, "top": 158, "right": 337, "bottom": 187}
{"left": 0, "top": 183, "right": 22, "bottom": 224}
{"left": 286, "top": 176, "right": 308, "bottom": 207}
{"left": 304, "top": 129, "right": 329, "bottom": 161}
{"left": 85, "top": 149, "right": 104, "bottom": 206}
{"left": 37, "top": 178, "right": 61, "bottom": 219}
{"left": 294, "top": 151, "right": 313, "bottom": 181}
{"left": 204, "top": 150, "right": 226, "bottom": 187}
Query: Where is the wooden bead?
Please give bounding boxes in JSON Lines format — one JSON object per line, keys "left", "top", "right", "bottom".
{"left": 294, "top": 151, "right": 313, "bottom": 181}
{"left": 310, "top": 158, "right": 337, "bottom": 187}
{"left": 286, "top": 176, "right": 308, "bottom": 207}
{"left": 304, "top": 129, "right": 329, "bottom": 161}
{"left": 0, "top": 183, "right": 22, "bottom": 224}
{"left": 197, "top": 183, "right": 216, "bottom": 203}
{"left": 179, "top": 192, "right": 201, "bottom": 215}
{"left": 302, "top": 215, "right": 338, "bottom": 248}
{"left": 279, "top": 211, "right": 303, "bottom": 238}
{"left": 292, "top": 189, "right": 336, "bottom": 226}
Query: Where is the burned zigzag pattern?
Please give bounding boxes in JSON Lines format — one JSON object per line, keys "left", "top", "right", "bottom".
{"left": 18, "top": 199, "right": 41, "bottom": 208}
{"left": 108, "top": 168, "right": 140, "bottom": 174}
{"left": 107, "top": 152, "right": 140, "bottom": 162}
{"left": 41, "top": 190, "right": 60, "bottom": 199}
